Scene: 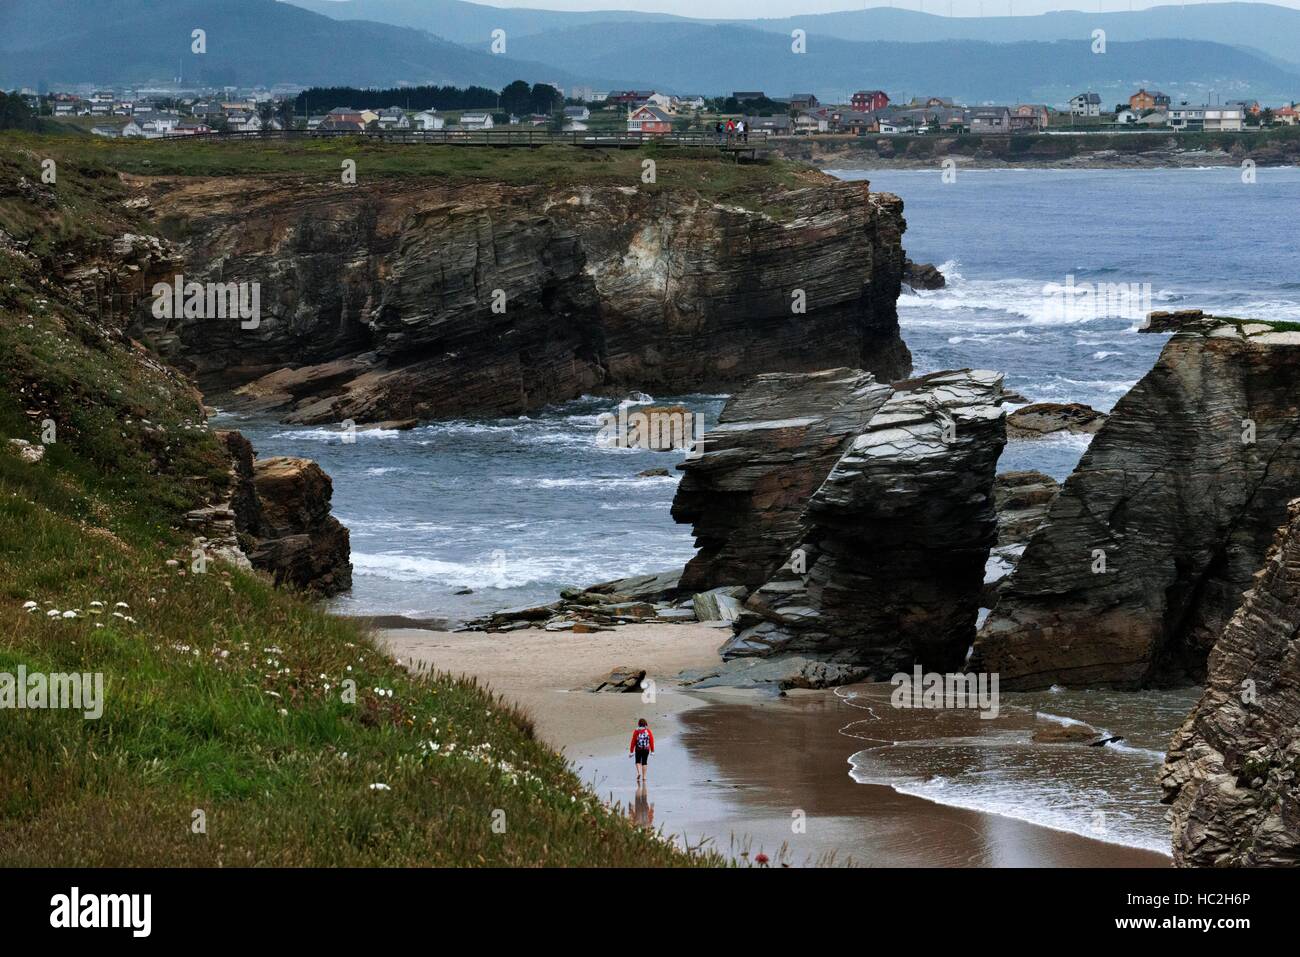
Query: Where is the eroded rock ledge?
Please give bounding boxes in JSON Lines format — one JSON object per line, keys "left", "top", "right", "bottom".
{"left": 1161, "top": 499, "right": 1300, "bottom": 867}
{"left": 973, "top": 311, "right": 1300, "bottom": 690}
{"left": 133, "top": 175, "right": 912, "bottom": 423}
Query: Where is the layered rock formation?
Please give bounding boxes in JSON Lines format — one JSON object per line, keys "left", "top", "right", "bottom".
{"left": 1005, "top": 402, "right": 1106, "bottom": 439}
{"left": 132, "top": 174, "right": 912, "bottom": 422}
{"left": 973, "top": 311, "right": 1300, "bottom": 689}
{"left": 201, "top": 431, "right": 353, "bottom": 596}
{"left": 671, "top": 368, "right": 893, "bottom": 593}
{"left": 1161, "top": 499, "right": 1300, "bottom": 867}
{"left": 722, "top": 369, "right": 1006, "bottom": 675}
{"left": 993, "top": 470, "right": 1060, "bottom": 547}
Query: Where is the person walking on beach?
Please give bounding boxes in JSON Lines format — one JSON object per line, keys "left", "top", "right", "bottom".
{"left": 630, "top": 717, "right": 654, "bottom": 784}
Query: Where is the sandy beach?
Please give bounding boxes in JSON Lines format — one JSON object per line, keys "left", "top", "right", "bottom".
{"left": 377, "top": 623, "right": 1170, "bottom": 867}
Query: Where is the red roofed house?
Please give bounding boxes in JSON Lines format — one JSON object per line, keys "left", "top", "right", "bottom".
{"left": 851, "top": 90, "right": 889, "bottom": 112}
{"left": 627, "top": 105, "right": 672, "bottom": 135}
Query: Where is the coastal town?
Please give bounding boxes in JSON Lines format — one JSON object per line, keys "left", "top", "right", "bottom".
{"left": 11, "top": 82, "right": 1299, "bottom": 140}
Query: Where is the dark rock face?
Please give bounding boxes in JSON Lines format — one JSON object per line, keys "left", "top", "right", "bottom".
{"left": 973, "top": 313, "right": 1300, "bottom": 690}
{"left": 724, "top": 369, "right": 1006, "bottom": 676}
{"left": 135, "top": 177, "right": 912, "bottom": 423}
{"left": 1161, "top": 500, "right": 1300, "bottom": 867}
{"left": 249, "top": 457, "right": 353, "bottom": 596}
{"left": 207, "top": 431, "right": 352, "bottom": 596}
{"left": 1005, "top": 402, "right": 1106, "bottom": 439}
{"left": 671, "top": 368, "right": 893, "bottom": 593}
{"left": 903, "top": 259, "right": 946, "bottom": 290}
{"left": 994, "top": 470, "right": 1060, "bottom": 547}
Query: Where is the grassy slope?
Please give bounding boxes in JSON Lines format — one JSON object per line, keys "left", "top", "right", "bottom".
{"left": 0, "top": 134, "right": 720, "bottom": 866}
{"left": 18, "top": 131, "right": 814, "bottom": 200}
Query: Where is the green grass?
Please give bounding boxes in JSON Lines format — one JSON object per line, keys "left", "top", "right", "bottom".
{"left": 0, "top": 136, "right": 722, "bottom": 867}
{"left": 0, "top": 131, "right": 809, "bottom": 201}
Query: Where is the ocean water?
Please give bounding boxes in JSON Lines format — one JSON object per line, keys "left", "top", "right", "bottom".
{"left": 228, "top": 167, "right": 1300, "bottom": 858}
{"left": 222, "top": 394, "right": 726, "bottom": 622}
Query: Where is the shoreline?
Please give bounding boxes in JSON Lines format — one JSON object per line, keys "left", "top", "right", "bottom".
{"left": 377, "top": 623, "right": 1170, "bottom": 867}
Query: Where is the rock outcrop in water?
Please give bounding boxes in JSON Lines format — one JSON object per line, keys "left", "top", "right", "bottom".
{"left": 973, "top": 311, "right": 1300, "bottom": 689}
{"left": 133, "top": 174, "right": 912, "bottom": 423}
{"left": 1161, "top": 499, "right": 1300, "bottom": 867}
{"left": 671, "top": 368, "right": 893, "bottom": 593}
{"left": 722, "top": 369, "right": 1006, "bottom": 675}
{"left": 669, "top": 367, "right": 1005, "bottom": 680}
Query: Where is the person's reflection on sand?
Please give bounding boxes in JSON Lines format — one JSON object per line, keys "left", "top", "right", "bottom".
{"left": 630, "top": 783, "right": 654, "bottom": 829}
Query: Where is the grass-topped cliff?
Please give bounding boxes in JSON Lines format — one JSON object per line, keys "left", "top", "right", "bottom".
{"left": 0, "top": 134, "right": 719, "bottom": 866}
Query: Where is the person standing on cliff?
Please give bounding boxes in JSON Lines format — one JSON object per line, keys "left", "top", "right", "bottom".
{"left": 629, "top": 717, "right": 654, "bottom": 784}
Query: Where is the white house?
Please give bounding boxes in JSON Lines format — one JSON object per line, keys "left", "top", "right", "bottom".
{"left": 645, "top": 92, "right": 675, "bottom": 112}
{"left": 460, "top": 112, "right": 494, "bottom": 129}
{"left": 413, "top": 110, "right": 444, "bottom": 130}
{"left": 675, "top": 95, "right": 706, "bottom": 111}
{"left": 1069, "top": 92, "right": 1101, "bottom": 117}
{"left": 1115, "top": 109, "right": 1138, "bottom": 125}
{"left": 226, "top": 111, "right": 263, "bottom": 132}
{"left": 376, "top": 107, "right": 410, "bottom": 129}
{"left": 563, "top": 105, "right": 590, "bottom": 122}
{"left": 1168, "top": 104, "right": 1244, "bottom": 132}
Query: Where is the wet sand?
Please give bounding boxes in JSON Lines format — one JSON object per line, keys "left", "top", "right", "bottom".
{"left": 379, "top": 625, "right": 1169, "bottom": 867}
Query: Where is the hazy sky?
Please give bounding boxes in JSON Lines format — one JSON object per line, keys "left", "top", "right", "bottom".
{"left": 433, "top": 0, "right": 1300, "bottom": 17}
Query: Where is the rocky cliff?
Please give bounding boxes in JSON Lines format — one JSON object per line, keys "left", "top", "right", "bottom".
{"left": 973, "top": 311, "right": 1300, "bottom": 690}
{"left": 670, "top": 368, "right": 893, "bottom": 593}
{"left": 724, "top": 369, "right": 1006, "bottom": 675}
{"left": 670, "top": 366, "right": 1005, "bottom": 679}
{"left": 131, "top": 172, "right": 912, "bottom": 422}
{"left": 1161, "top": 499, "right": 1300, "bottom": 867}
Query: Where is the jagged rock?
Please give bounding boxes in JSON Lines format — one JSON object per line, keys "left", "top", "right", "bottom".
{"left": 974, "top": 313, "right": 1300, "bottom": 690}
{"left": 1005, "top": 402, "right": 1106, "bottom": 438}
{"left": 589, "top": 667, "right": 647, "bottom": 693}
{"left": 672, "top": 368, "right": 894, "bottom": 593}
{"left": 637, "top": 468, "right": 671, "bottom": 478}
{"left": 136, "top": 178, "right": 912, "bottom": 421}
{"left": 246, "top": 457, "right": 353, "bottom": 596}
{"left": 576, "top": 569, "right": 681, "bottom": 603}
{"left": 903, "top": 259, "right": 946, "bottom": 290}
{"left": 1161, "top": 499, "right": 1300, "bottom": 867}
{"left": 676, "top": 656, "right": 869, "bottom": 691}
{"left": 692, "top": 587, "right": 747, "bottom": 622}
{"left": 724, "top": 369, "right": 1006, "bottom": 676}
{"left": 994, "top": 470, "right": 1060, "bottom": 547}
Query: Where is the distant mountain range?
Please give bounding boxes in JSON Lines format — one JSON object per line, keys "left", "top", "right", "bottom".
{"left": 504, "top": 24, "right": 1300, "bottom": 104}
{"left": 291, "top": 1, "right": 1300, "bottom": 70}
{"left": 0, "top": 0, "right": 585, "bottom": 89}
{"left": 2, "top": 0, "right": 1297, "bottom": 105}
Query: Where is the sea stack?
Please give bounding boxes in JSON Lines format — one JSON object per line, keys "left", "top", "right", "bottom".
{"left": 972, "top": 311, "right": 1300, "bottom": 689}
{"left": 1161, "top": 498, "right": 1300, "bottom": 867}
